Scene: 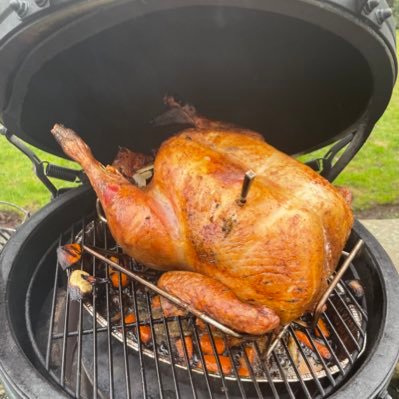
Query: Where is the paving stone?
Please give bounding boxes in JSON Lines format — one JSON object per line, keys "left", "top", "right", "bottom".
{"left": 360, "top": 219, "right": 399, "bottom": 272}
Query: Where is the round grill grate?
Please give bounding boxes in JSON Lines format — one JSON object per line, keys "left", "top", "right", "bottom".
{"left": 28, "top": 213, "right": 368, "bottom": 399}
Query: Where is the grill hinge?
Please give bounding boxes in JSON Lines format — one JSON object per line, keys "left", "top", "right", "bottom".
{"left": 305, "top": 117, "right": 374, "bottom": 181}
{"left": 2, "top": 128, "right": 85, "bottom": 199}
{"left": 305, "top": 133, "right": 355, "bottom": 177}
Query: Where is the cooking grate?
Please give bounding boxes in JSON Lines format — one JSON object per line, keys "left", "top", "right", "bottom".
{"left": 29, "top": 213, "right": 368, "bottom": 399}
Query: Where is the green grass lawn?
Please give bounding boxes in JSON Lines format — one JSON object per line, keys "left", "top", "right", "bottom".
{"left": 0, "top": 137, "right": 79, "bottom": 210}
{"left": 0, "top": 34, "right": 398, "bottom": 213}
{"left": 335, "top": 91, "right": 399, "bottom": 210}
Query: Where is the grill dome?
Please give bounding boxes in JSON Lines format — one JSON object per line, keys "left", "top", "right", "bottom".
{"left": 0, "top": 0, "right": 396, "bottom": 164}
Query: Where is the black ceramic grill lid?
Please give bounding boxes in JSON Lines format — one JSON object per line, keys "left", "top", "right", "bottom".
{"left": 0, "top": 0, "right": 397, "bottom": 171}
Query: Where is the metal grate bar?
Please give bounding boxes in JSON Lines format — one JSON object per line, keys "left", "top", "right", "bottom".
{"left": 145, "top": 292, "right": 164, "bottom": 398}
{"left": 177, "top": 316, "right": 198, "bottom": 399}
{"left": 206, "top": 326, "right": 230, "bottom": 398}
{"left": 281, "top": 338, "right": 313, "bottom": 399}
{"left": 327, "top": 298, "right": 361, "bottom": 351}
{"left": 253, "top": 341, "right": 280, "bottom": 399}
{"left": 60, "top": 228, "right": 75, "bottom": 386}
{"left": 163, "top": 316, "right": 181, "bottom": 399}
{"left": 288, "top": 327, "right": 325, "bottom": 397}
{"left": 75, "top": 219, "right": 85, "bottom": 397}
{"left": 270, "top": 350, "right": 296, "bottom": 399}
{"left": 131, "top": 279, "right": 147, "bottom": 397}
{"left": 48, "top": 369, "right": 79, "bottom": 399}
{"left": 322, "top": 313, "right": 354, "bottom": 365}
{"left": 103, "top": 223, "right": 115, "bottom": 399}
{"left": 191, "top": 322, "right": 215, "bottom": 399}
{"left": 314, "top": 321, "right": 345, "bottom": 376}
{"left": 52, "top": 327, "right": 111, "bottom": 339}
{"left": 240, "top": 343, "right": 264, "bottom": 399}
{"left": 118, "top": 269, "right": 132, "bottom": 399}
{"left": 223, "top": 338, "right": 248, "bottom": 399}
{"left": 302, "top": 329, "right": 336, "bottom": 387}
{"left": 50, "top": 315, "right": 192, "bottom": 339}
{"left": 333, "top": 287, "right": 365, "bottom": 339}
{"left": 75, "top": 277, "right": 84, "bottom": 396}
{"left": 91, "top": 221, "right": 99, "bottom": 399}
{"left": 45, "top": 235, "right": 63, "bottom": 369}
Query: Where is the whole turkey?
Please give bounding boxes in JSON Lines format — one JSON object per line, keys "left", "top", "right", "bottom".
{"left": 51, "top": 99, "right": 353, "bottom": 335}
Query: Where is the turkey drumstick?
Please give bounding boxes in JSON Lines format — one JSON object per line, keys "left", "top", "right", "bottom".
{"left": 158, "top": 271, "right": 280, "bottom": 335}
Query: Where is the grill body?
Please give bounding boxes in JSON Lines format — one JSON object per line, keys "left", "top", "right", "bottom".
{"left": 0, "top": 186, "right": 398, "bottom": 398}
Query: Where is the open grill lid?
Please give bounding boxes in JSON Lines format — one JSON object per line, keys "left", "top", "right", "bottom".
{"left": 0, "top": 0, "right": 396, "bottom": 177}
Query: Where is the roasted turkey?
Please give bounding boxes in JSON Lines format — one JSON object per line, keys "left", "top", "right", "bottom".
{"left": 51, "top": 99, "right": 353, "bottom": 335}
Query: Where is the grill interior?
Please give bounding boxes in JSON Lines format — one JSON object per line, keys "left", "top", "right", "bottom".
{"left": 26, "top": 210, "right": 368, "bottom": 399}
{"left": 16, "top": 6, "right": 373, "bottom": 161}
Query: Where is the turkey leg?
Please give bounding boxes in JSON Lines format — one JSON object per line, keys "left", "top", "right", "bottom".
{"left": 158, "top": 271, "right": 280, "bottom": 335}
{"left": 51, "top": 124, "right": 181, "bottom": 270}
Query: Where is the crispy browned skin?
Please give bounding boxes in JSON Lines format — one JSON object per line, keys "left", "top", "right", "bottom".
{"left": 159, "top": 271, "right": 279, "bottom": 335}
{"left": 51, "top": 104, "right": 353, "bottom": 329}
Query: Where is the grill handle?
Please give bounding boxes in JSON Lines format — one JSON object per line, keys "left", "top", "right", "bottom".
{"left": 2, "top": 129, "right": 84, "bottom": 198}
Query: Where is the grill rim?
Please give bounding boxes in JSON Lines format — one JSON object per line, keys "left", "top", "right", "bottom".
{"left": 329, "top": 220, "right": 399, "bottom": 399}
{"left": 0, "top": 186, "right": 93, "bottom": 399}
{"left": 0, "top": 185, "right": 398, "bottom": 399}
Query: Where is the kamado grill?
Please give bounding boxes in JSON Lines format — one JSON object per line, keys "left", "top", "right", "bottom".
{"left": 0, "top": 1, "right": 398, "bottom": 398}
